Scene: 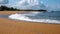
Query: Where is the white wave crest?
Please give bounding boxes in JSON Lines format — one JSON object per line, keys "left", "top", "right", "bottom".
{"left": 8, "top": 12, "right": 60, "bottom": 24}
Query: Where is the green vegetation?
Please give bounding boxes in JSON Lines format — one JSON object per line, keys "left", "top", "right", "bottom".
{"left": 0, "top": 5, "right": 20, "bottom": 11}
{"left": 0, "top": 5, "right": 47, "bottom": 12}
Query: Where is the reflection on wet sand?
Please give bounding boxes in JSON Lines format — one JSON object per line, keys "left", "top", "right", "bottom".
{"left": 0, "top": 14, "right": 8, "bottom": 18}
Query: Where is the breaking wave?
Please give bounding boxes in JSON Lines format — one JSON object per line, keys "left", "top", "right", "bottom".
{"left": 8, "top": 11, "right": 60, "bottom": 24}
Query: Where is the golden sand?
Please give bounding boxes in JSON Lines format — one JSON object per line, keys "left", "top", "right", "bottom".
{"left": 0, "top": 11, "right": 28, "bottom": 14}
{"left": 0, "top": 11, "right": 60, "bottom": 34}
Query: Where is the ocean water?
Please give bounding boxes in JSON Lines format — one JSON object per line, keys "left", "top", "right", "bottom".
{"left": 0, "top": 14, "right": 8, "bottom": 18}
{"left": 9, "top": 11, "right": 60, "bottom": 24}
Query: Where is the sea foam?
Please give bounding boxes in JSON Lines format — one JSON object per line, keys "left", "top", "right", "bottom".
{"left": 9, "top": 12, "right": 60, "bottom": 24}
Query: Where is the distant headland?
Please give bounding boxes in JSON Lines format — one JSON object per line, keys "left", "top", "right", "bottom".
{"left": 0, "top": 5, "right": 47, "bottom": 12}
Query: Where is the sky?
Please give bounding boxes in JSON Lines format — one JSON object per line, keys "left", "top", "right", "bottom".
{"left": 0, "top": 0, "right": 60, "bottom": 11}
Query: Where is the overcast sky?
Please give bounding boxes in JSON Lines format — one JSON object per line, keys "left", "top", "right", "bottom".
{"left": 0, "top": 0, "right": 60, "bottom": 11}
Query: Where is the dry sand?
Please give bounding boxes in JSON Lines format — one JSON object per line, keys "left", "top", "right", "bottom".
{"left": 0, "top": 11, "right": 60, "bottom": 34}
{"left": 0, "top": 11, "right": 29, "bottom": 14}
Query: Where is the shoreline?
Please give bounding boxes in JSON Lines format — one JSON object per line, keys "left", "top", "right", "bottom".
{"left": 0, "top": 11, "right": 60, "bottom": 34}
{"left": 0, "top": 14, "right": 60, "bottom": 24}
{"left": 0, "top": 11, "right": 60, "bottom": 24}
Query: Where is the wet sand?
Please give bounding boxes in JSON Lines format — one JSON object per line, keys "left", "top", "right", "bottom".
{"left": 0, "top": 11, "right": 60, "bottom": 34}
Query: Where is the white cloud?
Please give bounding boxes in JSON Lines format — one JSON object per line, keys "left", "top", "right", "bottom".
{"left": 0, "top": 0, "right": 3, "bottom": 2}
{"left": 11, "top": 0, "right": 47, "bottom": 10}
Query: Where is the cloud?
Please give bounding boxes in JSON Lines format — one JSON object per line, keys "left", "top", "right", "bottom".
{"left": 0, "top": 0, "right": 8, "bottom": 4}
{"left": 0, "top": 0, "right": 3, "bottom": 2}
{"left": 12, "top": 0, "right": 47, "bottom": 10}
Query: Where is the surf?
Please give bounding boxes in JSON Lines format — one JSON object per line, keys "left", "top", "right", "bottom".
{"left": 9, "top": 11, "right": 60, "bottom": 24}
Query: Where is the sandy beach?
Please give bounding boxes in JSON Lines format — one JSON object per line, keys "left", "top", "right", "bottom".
{"left": 0, "top": 11, "right": 60, "bottom": 34}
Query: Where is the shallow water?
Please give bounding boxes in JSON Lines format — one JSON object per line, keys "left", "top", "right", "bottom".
{"left": 0, "top": 14, "right": 8, "bottom": 18}
{"left": 9, "top": 11, "right": 60, "bottom": 24}
{"left": 0, "top": 11, "right": 60, "bottom": 24}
